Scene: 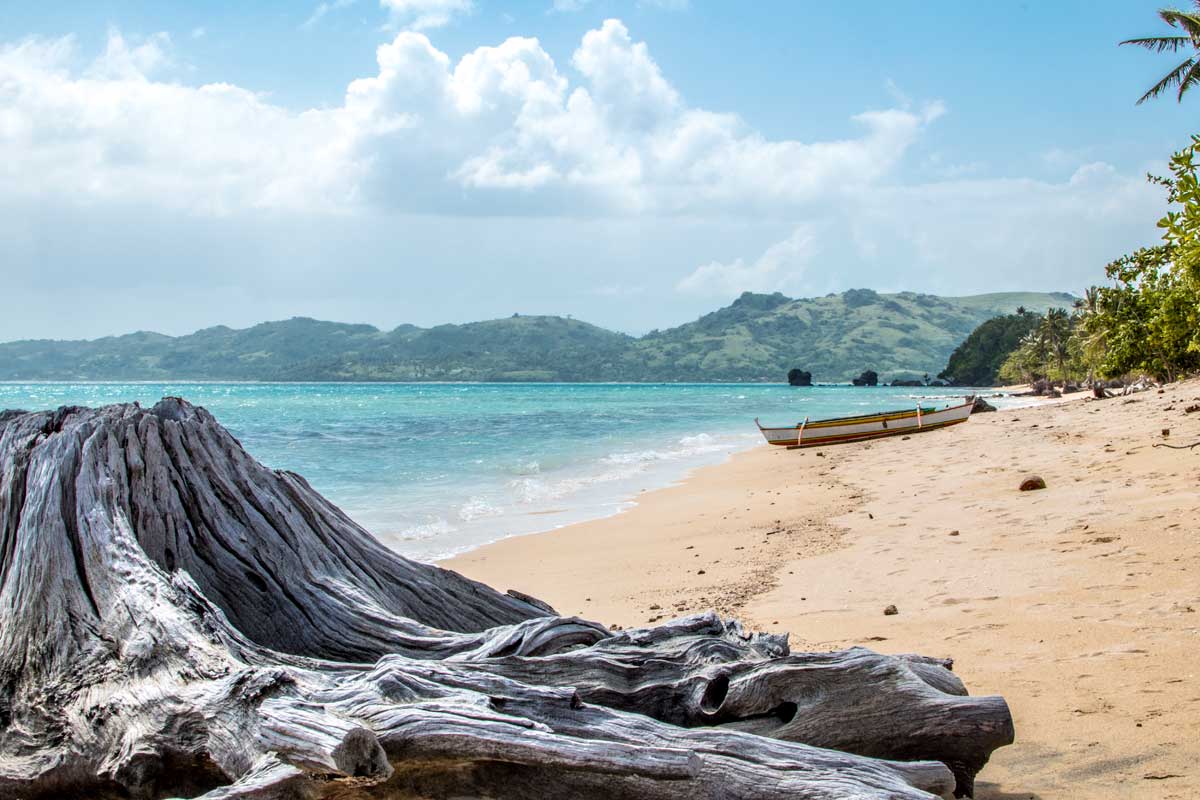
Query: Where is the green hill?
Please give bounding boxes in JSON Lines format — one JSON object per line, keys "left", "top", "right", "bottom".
{"left": 0, "top": 290, "right": 1076, "bottom": 383}
{"left": 937, "top": 312, "right": 1044, "bottom": 386}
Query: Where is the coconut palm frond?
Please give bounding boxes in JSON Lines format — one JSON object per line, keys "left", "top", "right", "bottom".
{"left": 1159, "top": 9, "right": 1200, "bottom": 39}
{"left": 1119, "top": 35, "right": 1191, "bottom": 52}
{"left": 1136, "top": 56, "right": 1197, "bottom": 104}
{"left": 1178, "top": 56, "right": 1200, "bottom": 99}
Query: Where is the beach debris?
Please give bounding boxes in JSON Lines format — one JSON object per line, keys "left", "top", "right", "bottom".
{"left": 0, "top": 399, "right": 1014, "bottom": 800}
{"left": 697, "top": 569, "right": 706, "bottom": 575}
{"left": 1185, "top": 404, "right": 1200, "bottom": 414}
{"left": 1162, "top": 428, "right": 1170, "bottom": 438}
{"left": 949, "top": 530, "right": 960, "bottom": 536}
{"left": 969, "top": 396, "right": 997, "bottom": 413}
{"left": 883, "top": 605, "right": 899, "bottom": 616}
{"left": 1019, "top": 475, "right": 1047, "bottom": 491}
{"left": 1154, "top": 439, "right": 1200, "bottom": 450}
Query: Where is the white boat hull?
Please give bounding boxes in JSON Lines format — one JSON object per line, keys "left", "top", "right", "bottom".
{"left": 757, "top": 400, "right": 975, "bottom": 448}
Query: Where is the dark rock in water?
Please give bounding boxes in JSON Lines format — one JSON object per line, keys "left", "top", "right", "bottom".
{"left": 970, "top": 396, "right": 997, "bottom": 413}
{"left": 787, "top": 368, "right": 813, "bottom": 386}
{"left": 0, "top": 399, "right": 1014, "bottom": 800}
{"left": 1019, "top": 475, "right": 1047, "bottom": 491}
{"left": 890, "top": 379, "right": 923, "bottom": 387}
{"left": 852, "top": 370, "right": 879, "bottom": 387}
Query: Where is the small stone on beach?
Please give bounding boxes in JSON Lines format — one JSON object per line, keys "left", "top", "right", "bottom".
{"left": 949, "top": 530, "right": 960, "bottom": 536}
{"left": 883, "top": 605, "right": 898, "bottom": 616}
{"left": 1019, "top": 475, "right": 1047, "bottom": 491}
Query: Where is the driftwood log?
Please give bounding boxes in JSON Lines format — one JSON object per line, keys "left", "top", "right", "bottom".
{"left": 0, "top": 400, "right": 1013, "bottom": 799}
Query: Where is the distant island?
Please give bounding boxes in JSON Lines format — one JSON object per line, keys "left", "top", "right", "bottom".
{"left": 0, "top": 289, "right": 1076, "bottom": 383}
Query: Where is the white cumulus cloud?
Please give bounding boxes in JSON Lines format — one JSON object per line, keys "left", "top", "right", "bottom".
{"left": 0, "top": 19, "right": 945, "bottom": 219}
{"left": 677, "top": 225, "right": 818, "bottom": 297}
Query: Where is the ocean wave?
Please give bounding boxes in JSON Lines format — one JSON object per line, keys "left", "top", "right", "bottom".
{"left": 602, "top": 432, "right": 727, "bottom": 466}
{"left": 458, "top": 496, "right": 503, "bottom": 521}
{"left": 397, "top": 518, "right": 456, "bottom": 541}
{"left": 508, "top": 432, "right": 735, "bottom": 505}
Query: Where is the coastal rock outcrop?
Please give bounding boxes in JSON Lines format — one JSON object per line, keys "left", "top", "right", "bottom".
{"left": 787, "top": 368, "right": 813, "bottom": 386}
{"left": 0, "top": 399, "right": 1014, "bottom": 799}
{"left": 853, "top": 370, "right": 879, "bottom": 387}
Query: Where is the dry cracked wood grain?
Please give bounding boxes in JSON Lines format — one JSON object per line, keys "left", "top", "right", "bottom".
{"left": 0, "top": 399, "right": 1013, "bottom": 799}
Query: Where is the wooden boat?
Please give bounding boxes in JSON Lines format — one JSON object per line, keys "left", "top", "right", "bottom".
{"left": 755, "top": 398, "right": 975, "bottom": 448}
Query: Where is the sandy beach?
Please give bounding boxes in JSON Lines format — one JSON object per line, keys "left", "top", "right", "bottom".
{"left": 446, "top": 382, "right": 1200, "bottom": 799}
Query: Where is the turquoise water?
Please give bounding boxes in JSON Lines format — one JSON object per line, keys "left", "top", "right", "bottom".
{"left": 0, "top": 383, "right": 1017, "bottom": 561}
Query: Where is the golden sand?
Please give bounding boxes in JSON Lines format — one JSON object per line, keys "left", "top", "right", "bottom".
{"left": 446, "top": 381, "right": 1200, "bottom": 799}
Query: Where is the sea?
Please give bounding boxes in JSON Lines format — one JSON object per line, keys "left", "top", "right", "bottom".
{"left": 0, "top": 383, "right": 1026, "bottom": 562}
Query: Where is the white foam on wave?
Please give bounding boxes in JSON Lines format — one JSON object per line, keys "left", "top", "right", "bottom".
{"left": 601, "top": 432, "right": 727, "bottom": 466}
{"left": 506, "top": 431, "right": 739, "bottom": 507}
{"left": 458, "top": 496, "right": 503, "bottom": 521}
{"left": 397, "top": 517, "right": 456, "bottom": 542}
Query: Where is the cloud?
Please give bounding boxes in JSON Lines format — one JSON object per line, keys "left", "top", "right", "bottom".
{"left": 89, "top": 27, "right": 172, "bottom": 79}
{"left": 302, "top": 0, "right": 359, "bottom": 30}
{"left": 676, "top": 226, "right": 818, "bottom": 297}
{"left": 0, "top": 30, "right": 354, "bottom": 215}
{"left": 675, "top": 162, "right": 1164, "bottom": 302}
{"left": 0, "top": 19, "right": 942, "bottom": 220}
{"left": 380, "top": 0, "right": 473, "bottom": 30}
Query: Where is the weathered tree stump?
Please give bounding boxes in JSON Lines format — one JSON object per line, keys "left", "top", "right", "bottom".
{"left": 0, "top": 399, "right": 1013, "bottom": 799}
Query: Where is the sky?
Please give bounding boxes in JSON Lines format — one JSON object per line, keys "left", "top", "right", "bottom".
{"left": 1, "top": 0, "right": 1196, "bottom": 341}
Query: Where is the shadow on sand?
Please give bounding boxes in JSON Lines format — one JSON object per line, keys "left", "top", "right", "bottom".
{"left": 973, "top": 783, "right": 1045, "bottom": 800}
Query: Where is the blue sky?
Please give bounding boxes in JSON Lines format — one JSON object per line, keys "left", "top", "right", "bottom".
{"left": 1, "top": 0, "right": 1195, "bottom": 339}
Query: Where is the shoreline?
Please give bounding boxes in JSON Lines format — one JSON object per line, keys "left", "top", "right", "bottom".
{"left": 445, "top": 380, "right": 1200, "bottom": 798}
{"left": 424, "top": 387, "right": 1031, "bottom": 562}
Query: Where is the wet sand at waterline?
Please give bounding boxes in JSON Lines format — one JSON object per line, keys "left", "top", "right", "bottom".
{"left": 446, "top": 380, "right": 1200, "bottom": 798}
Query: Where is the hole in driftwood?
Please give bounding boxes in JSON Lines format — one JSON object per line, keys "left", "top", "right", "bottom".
{"left": 244, "top": 569, "right": 269, "bottom": 593}
{"left": 700, "top": 674, "right": 729, "bottom": 714}
{"left": 773, "top": 701, "right": 798, "bottom": 724}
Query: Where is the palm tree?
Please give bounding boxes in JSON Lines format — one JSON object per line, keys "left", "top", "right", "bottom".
{"left": 1042, "top": 308, "right": 1072, "bottom": 378}
{"left": 1121, "top": 3, "right": 1200, "bottom": 104}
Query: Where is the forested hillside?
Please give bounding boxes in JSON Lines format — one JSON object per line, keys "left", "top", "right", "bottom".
{"left": 0, "top": 290, "right": 1075, "bottom": 383}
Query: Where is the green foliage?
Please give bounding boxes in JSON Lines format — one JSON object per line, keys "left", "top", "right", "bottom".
{"left": 0, "top": 292, "right": 1075, "bottom": 383}
{"left": 938, "top": 312, "right": 1041, "bottom": 385}
{"left": 966, "top": 137, "right": 1200, "bottom": 386}
{"left": 1076, "top": 137, "right": 1200, "bottom": 381}
{"left": 996, "top": 307, "right": 1081, "bottom": 384}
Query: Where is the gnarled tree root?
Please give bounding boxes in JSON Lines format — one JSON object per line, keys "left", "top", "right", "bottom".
{"left": 0, "top": 400, "right": 1013, "bottom": 799}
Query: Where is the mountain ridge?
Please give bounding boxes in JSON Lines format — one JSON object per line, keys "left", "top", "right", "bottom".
{"left": 0, "top": 290, "right": 1077, "bottom": 383}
